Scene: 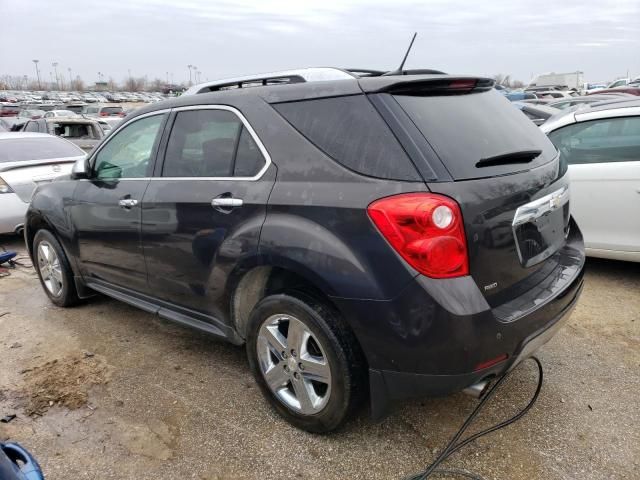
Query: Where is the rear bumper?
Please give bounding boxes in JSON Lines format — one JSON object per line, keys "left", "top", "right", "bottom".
{"left": 368, "top": 278, "right": 581, "bottom": 419}
{"left": 331, "top": 218, "right": 585, "bottom": 420}
{"left": 0, "top": 193, "right": 28, "bottom": 234}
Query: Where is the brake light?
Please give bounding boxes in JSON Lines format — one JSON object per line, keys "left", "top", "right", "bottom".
{"left": 448, "top": 79, "right": 477, "bottom": 91}
{"left": 367, "top": 193, "right": 469, "bottom": 278}
{"left": 99, "top": 112, "right": 109, "bottom": 116}
{"left": 118, "top": 112, "right": 125, "bottom": 117}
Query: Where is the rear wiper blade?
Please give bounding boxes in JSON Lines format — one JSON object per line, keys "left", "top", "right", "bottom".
{"left": 476, "top": 150, "right": 542, "bottom": 168}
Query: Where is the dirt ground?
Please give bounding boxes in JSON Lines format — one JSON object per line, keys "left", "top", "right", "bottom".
{"left": 0, "top": 234, "right": 638, "bottom": 479}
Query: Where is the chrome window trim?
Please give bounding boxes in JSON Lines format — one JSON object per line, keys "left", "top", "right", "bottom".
{"left": 86, "top": 109, "right": 170, "bottom": 174}
{"left": 150, "top": 104, "right": 272, "bottom": 182}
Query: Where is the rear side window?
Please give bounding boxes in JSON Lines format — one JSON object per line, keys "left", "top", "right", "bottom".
{"left": 162, "top": 109, "right": 266, "bottom": 178}
{"left": 548, "top": 116, "right": 640, "bottom": 165}
{"left": 274, "top": 95, "right": 420, "bottom": 181}
{"left": 394, "top": 90, "right": 558, "bottom": 180}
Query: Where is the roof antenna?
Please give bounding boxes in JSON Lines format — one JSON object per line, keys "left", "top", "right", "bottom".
{"left": 384, "top": 32, "right": 417, "bottom": 76}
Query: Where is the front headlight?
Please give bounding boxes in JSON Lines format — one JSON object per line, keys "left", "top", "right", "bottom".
{"left": 0, "top": 176, "right": 14, "bottom": 194}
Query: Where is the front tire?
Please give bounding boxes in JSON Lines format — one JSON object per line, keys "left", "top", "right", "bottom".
{"left": 246, "top": 293, "right": 366, "bottom": 433}
{"left": 33, "top": 230, "right": 79, "bottom": 307}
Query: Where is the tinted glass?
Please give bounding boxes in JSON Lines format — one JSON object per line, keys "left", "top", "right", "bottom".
{"left": 394, "top": 90, "right": 558, "bottom": 180}
{"left": 163, "top": 109, "right": 242, "bottom": 177}
{"left": 93, "top": 114, "right": 164, "bottom": 179}
{"left": 274, "top": 95, "right": 419, "bottom": 181}
{"left": 0, "top": 137, "right": 83, "bottom": 163}
{"left": 548, "top": 116, "right": 640, "bottom": 165}
{"left": 234, "top": 126, "right": 264, "bottom": 177}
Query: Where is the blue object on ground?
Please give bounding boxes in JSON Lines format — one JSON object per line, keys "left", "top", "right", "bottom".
{"left": 0, "top": 442, "right": 45, "bottom": 480}
{"left": 0, "top": 251, "right": 17, "bottom": 265}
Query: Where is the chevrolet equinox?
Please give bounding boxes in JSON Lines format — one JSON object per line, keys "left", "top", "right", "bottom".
{"left": 25, "top": 68, "right": 585, "bottom": 432}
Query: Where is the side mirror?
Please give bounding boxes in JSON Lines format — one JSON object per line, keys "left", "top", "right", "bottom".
{"left": 70, "top": 157, "right": 90, "bottom": 180}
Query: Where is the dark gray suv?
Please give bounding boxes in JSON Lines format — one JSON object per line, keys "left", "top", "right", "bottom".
{"left": 25, "top": 68, "right": 585, "bottom": 432}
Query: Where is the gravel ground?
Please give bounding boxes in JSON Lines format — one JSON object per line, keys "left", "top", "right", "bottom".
{"left": 0, "top": 234, "right": 638, "bottom": 480}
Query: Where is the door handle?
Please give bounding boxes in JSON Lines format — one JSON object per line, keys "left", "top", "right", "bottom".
{"left": 211, "top": 197, "right": 243, "bottom": 208}
{"left": 118, "top": 198, "right": 138, "bottom": 208}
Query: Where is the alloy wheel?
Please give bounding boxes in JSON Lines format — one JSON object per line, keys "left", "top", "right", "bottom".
{"left": 257, "top": 314, "right": 332, "bottom": 415}
{"left": 37, "top": 241, "right": 63, "bottom": 297}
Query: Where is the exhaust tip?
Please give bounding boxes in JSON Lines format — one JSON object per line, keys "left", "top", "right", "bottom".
{"left": 462, "top": 379, "right": 491, "bottom": 399}
{"left": 14, "top": 224, "right": 24, "bottom": 236}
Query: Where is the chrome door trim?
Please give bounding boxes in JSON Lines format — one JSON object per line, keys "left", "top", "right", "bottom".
{"left": 148, "top": 104, "right": 272, "bottom": 182}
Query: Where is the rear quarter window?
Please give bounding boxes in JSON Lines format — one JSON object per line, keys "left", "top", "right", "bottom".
{"left": 273, "top": 95, "right": 421, "bottom": 181}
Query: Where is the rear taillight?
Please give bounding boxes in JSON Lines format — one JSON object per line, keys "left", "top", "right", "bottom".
{"left": 0, "top": 176, "right": 14, "bottom": 194}
{"left": 99, "top": 112, "right": 109, "bottom": 116}
{"left": 367, "top": 193, "right": 469, "bottom": 278}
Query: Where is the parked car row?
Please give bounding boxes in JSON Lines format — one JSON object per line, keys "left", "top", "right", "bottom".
{"left": 0, "top": 90, "right": 166, "bottom": 104}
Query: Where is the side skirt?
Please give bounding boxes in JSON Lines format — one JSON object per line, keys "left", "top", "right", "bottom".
{"left": 85, "top": 279, "right": 244, "bottom": 345}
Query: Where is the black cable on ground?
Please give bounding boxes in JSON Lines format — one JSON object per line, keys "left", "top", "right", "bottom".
{"left": 405, "top": 356, "right": 544, "bottom": 480}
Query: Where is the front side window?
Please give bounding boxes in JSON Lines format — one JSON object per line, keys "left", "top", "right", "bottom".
{"left": 162, "top": 109, "right": 265, "bottom": 178}
{"left": 93, "top": 114, "right": 164, "bottom": 180}
{"left": 548, "top": 116, "right": 640, "bottom": 165}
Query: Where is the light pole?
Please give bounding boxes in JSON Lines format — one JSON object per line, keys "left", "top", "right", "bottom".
{"left": 32, "top": 59, "right": 41, "bottom": 90}
{"left": 52, "top": 62, "right": 59, "bottom": 90}
{"left": 187, "top": 64, "right": 193, "bottom": 86}
{"left": 166, "top": 71, "right": 169, "bottom": 85}
{"left": 68, "top": 68, "right": 73, "bottom": 90}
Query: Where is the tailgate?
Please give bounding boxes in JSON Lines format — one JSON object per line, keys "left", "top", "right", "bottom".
{"left": 369, "top": 80, "right": 571, "bottom": 305}
{"left": 428, "top": 163, "right": 571, "bottom": 305}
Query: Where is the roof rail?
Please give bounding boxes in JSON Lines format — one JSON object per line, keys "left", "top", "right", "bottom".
{"left": 182, "top": 67, "right": 356, "bottom": 95}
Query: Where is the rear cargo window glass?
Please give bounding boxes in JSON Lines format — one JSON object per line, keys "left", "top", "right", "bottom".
{"left": 0, "top": 137, "right": 83, "bottom": 163}
{"left": 274, "top": 95, "right": 420, "bottom": 181}
{"left": 394, "top": 90, "right": 558, "bottom": 180}
{"left": 548, "top": 116, "right": 640, "bottom": 165}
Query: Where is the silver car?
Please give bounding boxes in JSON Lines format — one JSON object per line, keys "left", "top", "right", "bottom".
{"left": 0, "top": 133, "right": 85, "bottom": 234}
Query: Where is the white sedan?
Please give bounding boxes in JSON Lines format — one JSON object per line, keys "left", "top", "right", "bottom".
{"left": 541, "top": 100, "right": 640, "bottom": 262}
{"left": 0, "top": 133, "right": 85, "bottom": 235}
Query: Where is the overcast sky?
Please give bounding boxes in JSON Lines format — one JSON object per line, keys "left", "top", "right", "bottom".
{"left": 1, "top": 0, "right": 639, "bottom": 86}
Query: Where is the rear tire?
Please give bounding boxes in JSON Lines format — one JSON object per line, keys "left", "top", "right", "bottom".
{"left": 246, "top": 293, "right": 366, "bottom": 433}
{"left": 33, "top": 230, "right": 79, "bottom": 307}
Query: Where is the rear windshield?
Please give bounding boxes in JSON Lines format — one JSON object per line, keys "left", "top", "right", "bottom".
{"left": 394, "top": 90, "right": 558, "bottom": 180}
{"left": 101, "top": 107, "right": 123, "bottom": 114}
{"left": 0, "top": 137, "right": 84, "bottom": 163}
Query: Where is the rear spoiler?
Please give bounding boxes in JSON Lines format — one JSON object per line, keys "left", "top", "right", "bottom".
{"left": 359, "top": 75, "right": 495, "bottom": 95}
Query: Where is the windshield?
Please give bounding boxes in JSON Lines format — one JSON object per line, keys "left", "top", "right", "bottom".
{"left": 0, "top": 137, "right": 84, "bottom": 163}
